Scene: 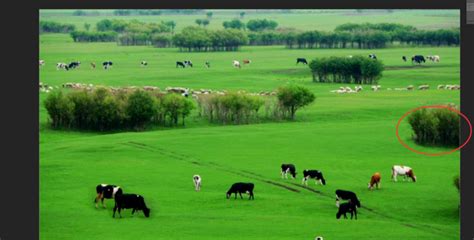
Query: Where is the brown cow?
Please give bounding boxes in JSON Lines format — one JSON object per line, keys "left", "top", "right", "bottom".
{"left": 368, "top": 172, "right": 381, "bottom": 190}
{"left": 243, "top": 59, "right": 251, "bottom": 65}
{"left": 91, "top": 62, "right": 96, "bottom": 69}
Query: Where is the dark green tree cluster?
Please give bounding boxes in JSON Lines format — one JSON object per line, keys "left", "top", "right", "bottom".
{"left": 172, "top": 27, "right": 248, "bottom": 51}
{"left": 44, "top": 88, "right": 194, "bottom": 131}
{"left": 309, "top": 56, "right": 384, "bottom": 84}
{"left": 408, "top": 108, "right": 460, "bottom": 147}
{"left": 70, "top": 31, "right": 118, "bottom": 42}
{"left": 40, "top": 21, "right": 76, "bottom": 33}
{"left": 222, "top": 19, "right": 246, "bottom": 30}
{"left": 276, "top": 85, "right": 316, "bottom": 120}
{"left": 246, "top": 19, "right": 278, "bottom": 32}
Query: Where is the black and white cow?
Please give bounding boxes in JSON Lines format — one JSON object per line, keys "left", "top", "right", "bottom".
{"left": 296, "top": 58, "right": 308, "bottom": 65}
{"left": 56, "top": 62, "right": 68, "bottom": 70}
{"left": 184, "top": 60, "right": 193, "bottom": 68}
{"left": 193, "top": 174, "right": 201, "bottom": 191}
{"left": 103, "top": 61, "right": 113, "bottom": 69}
{"left": 176, "top": 61, "right": 186, "bottom": 68}
{"left": 113, "top": 193, "right": 150, "bottom": 218}
{"left": 411, "top": 55, "right": 425, "bottom": 65}
{"left": 369, "top": 54, "right": 377, "bottom": 60}
{"left": 94, "top": 184, "right": 122, "bottom": 208}
{"left": 68, "top": 61, "right": 81, "bottom": 70}
{"left": 39, "top": 60, "right": 45, "bottom": 67}
{"left": 302, "top": 169, "right": 326, "bottom": 186}
{"left": 281, "top": 164, "right": 296, "bottom": 179}
{"left": 226, "top": 182, "right": 254, "bottom": 200}
{"left": 402, "top": 56, "right": 407, "bottom": 62}
{"left": 336, "top": 201, "right": 357, "bottom": 220}
{"left": 205, "top": 61, "right": 210, "bottom": 68}
{"left": 335, "top": 189, "right": 361, "bottom": 208}
{"left": 141, "top": 61, "right": 148, "bottom": 66}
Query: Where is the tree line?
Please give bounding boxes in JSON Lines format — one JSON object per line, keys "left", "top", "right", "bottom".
{"left": 40, "top": 21, "right": 76, "bottom": 33}
{"left": 309, "top": 56, "right": 384, "bottom": 85}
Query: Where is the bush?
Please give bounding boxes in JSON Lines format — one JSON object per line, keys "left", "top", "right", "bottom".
{"left": 408, "top": 107, "right": 460, "bottom": 147}
{"left": 162, "top": 94, "right": 194, "bottom": 126}
{"left": 70, "top": 31, "right": 117, "bottom": 42}
{"left": 39, "top": 21, "right": 76, "bottom": 33}
{"left": 126, "top": 91, "right": 157, "bottom": 129}
{"left": 276, "top": 85, "right": 316, "bottom": 120}
{"left": 44, "top": 91, "right": 74, "bottom": 128}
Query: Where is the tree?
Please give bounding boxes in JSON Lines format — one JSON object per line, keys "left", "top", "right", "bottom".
{"left": 163, "top": 21, "right": 176, "bottom": 34}
{"left": 223, "top": 19, "right": 245, "bottom": 30}
{"left": 240, "top": 11, "right": 246, "bottom": 19}
{"left": 84, "top": 23, "right": 91, "bottom": 31}
{"left": 206, "top": 12, "right": 213, "bottom": 19}
{"left": 246, "top": 19, "right": 278, "bottom": 32}
{"left": 126, "top": 90, "right": 157, "bottom": 129}
{"left": 195, "top": 19, "right": 203, "bottom": 26}
{"left": 202, "top": 19, "right": 210, "bottom": 27}
{"left": 276, "top": 85, "right": 315, "bottom": 120}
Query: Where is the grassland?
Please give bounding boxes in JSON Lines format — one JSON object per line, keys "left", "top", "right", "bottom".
{"left": 40, "top": 11, "right": 460, "bottom": 240}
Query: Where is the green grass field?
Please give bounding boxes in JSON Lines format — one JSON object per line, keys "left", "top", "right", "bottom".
{"left": 40, "top": 10, "right": 460, "bottom": 240}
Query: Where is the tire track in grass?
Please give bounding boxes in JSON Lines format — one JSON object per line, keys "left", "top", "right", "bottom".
{"left": 123, "top": 141, "right": 454, "bottom": 238}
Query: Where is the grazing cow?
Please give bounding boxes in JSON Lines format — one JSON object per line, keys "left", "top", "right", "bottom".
{"left": 336, "top": 201, "right": 357, "bottom": 220}
{"left": 428, "top": 55, "right": 440, "bottom": 62}
{"left": 39, "top": 60, "right": 45, "bottom": 67}
{"left": 392, "top": 165, "right": 416, "bottom": 182}
{"left": 411, "top": 55, "right": 426, "bottom": 65}
{"left": 438, "top": 84, "right": 445, "bottom": 90}
{"left": 243, "top": 59, "right": 251, "bottom": 65}
{"left": 184, "top": 60, "right": 193, "bottom": 67}
{"left": 371, "top": 85, "right": 381, "bottom": 91}
{"left": 368, "top": 172, "right": 381, "bottom": 190}
{"left": 418, "top": 84, "right": 429, "bottom": 90}
{"left": 402, "top": 56, "right": 407, "bottom": 62}
{"left": 226, "top": 182, "right": 254, "bottom": 200}
{"left": 369, "top": 54, "right": 377, "bottom": 60}
{"left": 296, "top": 58, "right": 308, "bottom": 65}
{"left": 68, "top": 61, "right": 80, "bottom": 70}
{"left": 355, "top": 86, "right": 363, "bottom": 92}
{"left": 91, "top": 62, "right": 96, "bottom": 69}
{"left": 205, "top": 61, "right": 210, "bottom": 68}
{"left": 406, "top": 85, "right": 414, "bottom": 90}
{"left": 103, "top": 61, "right": 113, "bottom": 69}
{"left": 302, "top": 170, "right": 326, "bottom": 186}
{"left": 141, "top": 61, "right": 148, "bottom": 66}
{"left": 335, "top": 189, "right": 361, "bottom": 208}
{"left": 113, "top": 193, "right": 150, "bottom": 218}
{"left": 176, "top": 61, "right": 186, "bottom": 68}
{"left": 95, "top": 184, "right": 122, "bottom": 208}
{"left": 281, "top": 164, "right": 296, "bottom": 179}
{"left": 193, "top": 175, "right": 201, "bottom": 191}
{"left": 233, "top": 60, "right": 241, "bottom": 68}
{"left": 56, "top": 62, "right": 68, "bottom": 70}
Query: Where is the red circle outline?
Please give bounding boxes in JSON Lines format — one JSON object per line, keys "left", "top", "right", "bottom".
{"left": 395, "top": 105, "right": 472, "bottom": 156}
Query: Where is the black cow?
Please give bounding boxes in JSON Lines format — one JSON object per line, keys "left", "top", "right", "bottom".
{"left": 296, "top": 58, "right": 308, "bottom": 65}
{"left": 176, "top": 61, "right": 186, "bottom": 68}
{"left": 402, "top": 56, "right": 407, "bottom": 62}
{"left": 411, "top": 55, "right": 426, "bottom": 65}
{"left": 184, "top": 60, "right": 193, "bottom": 67}
{"left": 336, "top": 201, "right": 357, "bottom": 220}
{"left": 335, "top": 189, "right": 361, "bottom": 208}
{"left": 113, "top": 193, "right": 150, "bottom": 218}
{"left": 302, "top": 170, "right": 326, "bottom": 186}
{"left": 281, "top": 164, "right": 296, "bottom": 179}
{"left": 369, "top": 54, "right": 377, "bottom": 60}
{"left": 205, "top": 61, "right": 210, "bottom": 68}
{"left": 226, "top": 182, "right": 254, "bottom": 200}
{"left": 94, "top": 184, "right": 122, "bottom": 208}
{"left": 103, "top": 61, "right": 113, "bottom": 69}
{"left": 68, "top": 61, "right": 80, "bottom": 70}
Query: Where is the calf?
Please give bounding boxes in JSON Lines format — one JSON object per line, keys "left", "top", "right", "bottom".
{"left": 94, "top": 184, "right": 122, "bottom": 208}
{"left": 392, "top": 165, "right": 416, "bottom": 182}
{"left": 302, "top": 170, "right": 326, "bottom": 186}
{"left": 226, "top": 182, "right": 254, "bottom": 200}
{"left": 243, "top": 59, "right": 251, "bottom": 65}
{"left": 113, "top": 193, "right": 150, "bottom": 218}
{"left": 296, "top": 58, "right": 308, "bottom": 65}
{"left": 176, "top": 61, "right": 186, "bottom": 68}
{"left": 368, "top": 172, "right": 381, "bottom": 190}
{"left": 336, "top": 201, "right": 357, "bottom": 220}
{"left": 335, "top": 189, "right": 361, "bottom": 208}
{"left": 281, "top": 164, "right": 296, "bottom": 179}
{"left": 193, "top": 174, "right": 202, "bottom": 191}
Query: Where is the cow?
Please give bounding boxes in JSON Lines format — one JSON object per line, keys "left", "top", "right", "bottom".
{"left": 113, "top": 193, "right": 150, "bottom": 218}
{"left": 233, "top": 60, "right": 241, "bottom": 68}
{"left": 243, "top": 59, "right": 251, "bottom": 65}
{"left": 368, "top": 172, "right": 381, "bottom": 190}
{"left": 103, "top": 61, "right": 113, "bottom": 69}
{"left": 184, "top": 60, "right": 193, "bottom": 68}
{"left": 437, "top": 84, "right": 445, "bottom": 90}
{"left": 302, "top": 169, "right": 326, "bottom": 186}
{"left": 418, "top": 84, "right": 429, "bottom": 90}
{"left": 336, "top": 201, "right": 357, "bottom": 220}
{"left": 296, "top": 58, "right": 308, "bottom": 65}
{"left": 94, "top": 184, "right": 122, "bottom": 208}
{"left": 411, "top": 55, "right": 425, "bottom": 65}
{"left": 205, "top": 61, "right": 210, "bottom": 68}
{"left": 431, "top": 55, "right": 440, "bottom": 62}
{"left": 315, "top": 237, "right": 324, "bottom": 240}
{"left": 91, "top": 62, "right": 96, "bottom": 69}
{"left": 56, "top": 62, "right": 68, "bottom": 70}
{"left": 406, "top": 85, "right": 415, "bottom": 91}
{"left": 369, "top": 54, "right": 377, "bottom": 60}
{"left": 281, "top": 164, "right": 296, "bottom": 179}
{"left": 141, "top": 61, "right": 148, "bottom": 66}
{"left": 402, "top": 56, "right": 407, "bottom": 62}
{"left": 39, "top": 60, "right": 45, "bottom": 67}
{"left": 193, "top": 175, "right": 201, "bottom": 191}
{"left": 392, "top": 165, "right": 416, "bottom": 182}
{"left": 335, "top": 189, "right": 361, "bottom": 208}
{"left": 176, "top": 61, "right": 186, "bottom": 68}
{"left": 371, "top": 85, "right": 381, "bottom": 91}
{"left": 355, "top": 86, "right": 363, "bottom": 92}
{"left": 226, "top": 182, "right": 254, "bottom": 200}
{"left": 68, "top": 61, "right": 80, "bottom": 70}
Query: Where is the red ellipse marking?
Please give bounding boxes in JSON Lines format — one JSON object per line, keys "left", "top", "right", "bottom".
{"left": 395, "top": 105, "right": 472, "bottom": 156}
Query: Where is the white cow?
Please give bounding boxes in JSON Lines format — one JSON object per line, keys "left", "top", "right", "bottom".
{"left": 56, "top": 62, "right": 68, "bottom": 70}
{"left": 371, "top": 85, "right": 381, "bottom": 91}
{"left": 193, "top": 175, "right": 201, "bottom": 191}
{"left": 233, "top": 60, "right": 241, "bottom": 68}
{"left": 391, "top": 165, "right": 416, "bottom": 182}
{"left": 418, "top": 85, "right": 429, "bottom": 90}
{"left": 39, "top": 60, "right": 45, "bottom": 67}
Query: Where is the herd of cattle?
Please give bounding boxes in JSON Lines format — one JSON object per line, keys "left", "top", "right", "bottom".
{"left": 94, "top": 164, "right": 416, "bottom": 221}
{"left": 330, "top": 83, "right": 460, "bottom": 94}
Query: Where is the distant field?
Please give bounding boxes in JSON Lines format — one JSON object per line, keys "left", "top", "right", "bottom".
{"left": 39, "top": 10, "right": 460, "bottom": 240}
{"left": 39, "top": 9, "right": 460, "bottom": 31}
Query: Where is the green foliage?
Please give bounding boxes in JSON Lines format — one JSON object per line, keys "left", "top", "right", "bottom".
{"left": 70, "top": 31, "right": 117, "bottom": 42}
{"left": 173, "top": 27, "right": 248, "bottom": 51}
{"left": 276, "top": 85, "right": 316, "bottom": 120}
{"left": 44, "top": 91, "right": 74, "bottom": 128}
{"left": 223, "top": 19, "right": 245, "bottom": 30}
{"left": 126, "top": 91, "right": 157, "bottom": 129}
{"left": 246, "top": 19, "right": 278, "bottom": 32}
{"left": 39, "top": 21, "right": 76, "bottom": 33}
{"left": 454, "top": 175, "right": 460, "bottom": 192}
{"left": 408, "top": 108, "right": 460, "bottom": 146}
{"left": 162, "top": 94, "right": 195, "bottom": 126}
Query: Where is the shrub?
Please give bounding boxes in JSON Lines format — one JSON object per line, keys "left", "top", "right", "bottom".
{"left": 162, "top": 94, "right": 194, "bottom": 126}
{"left": 44, "top": 91, "right": 74, "bottom": 128}
{"left": 276, "top": 85, "right": 316, "bottom": 120}
{"left": 39, "top": 21, "right": 76, "bottom": 33}
{"left": 126, "top": 91, "right": 157, "bottom": 129}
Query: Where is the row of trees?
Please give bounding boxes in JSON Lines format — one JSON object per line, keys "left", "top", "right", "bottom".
{"left": 70, "top": 31, "right": 118, "bottom": 42}
{"left": 44, "top": 88, "right": 194, "bottom": 131}
{"left": 309, "top": 56, "right": 384, "bottom": 85}
{"left": 408, "top": 108, "right": 460, "bottom": 147}
{"left": 40, "top": 21, "right": 76, "bottom": 33}
{"left": 172, "top": 27, "right": 248, "bottom": 51}
{"left": 222, "top": 19, "right": 278, "bottom": 32}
